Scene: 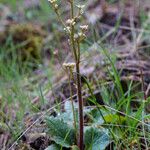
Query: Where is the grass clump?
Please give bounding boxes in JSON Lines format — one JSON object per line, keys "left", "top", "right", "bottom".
{"left": 0, "top": 23, "right": 46, "bottom": 70}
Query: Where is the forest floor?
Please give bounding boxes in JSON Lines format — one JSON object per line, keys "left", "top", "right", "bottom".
{"left": 1, "top": 0, "right": 150, "bottom": 149}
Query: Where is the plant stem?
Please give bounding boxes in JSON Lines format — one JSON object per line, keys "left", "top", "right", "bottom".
{"left": 76, "top": 62, "right": 84, "bottom": 150}
{"left": 68, "top": 69, "right": 77, "bottom": 140}
{"left": 70, "top": 1, "right": 84, "bottom": 149}
{"left": 76, "top": 41, "right": 84, "bottom": 150}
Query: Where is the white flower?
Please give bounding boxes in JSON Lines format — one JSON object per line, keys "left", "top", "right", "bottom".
{"left": 54, "top": 4, "right": 58, "bottom": 9}
{"left": 64, "top": 27, "right": 71, "bottom": 33}
{"left": 66, "top": 19, "right": 76, "bottom": 26}
{"left": 48, "top": 0, "right": 57, "bottom": 3}
{"left": 76, "top": 5, "right": 85, "bottom": 15}
{"left": 80, "top": 25, "right": 88, "bottom": 31}
{"left": 63, "top": 62, "right": 75, "bottom": 69}
{"left": 76, "top": 5, "right": 85, "bottom": 9}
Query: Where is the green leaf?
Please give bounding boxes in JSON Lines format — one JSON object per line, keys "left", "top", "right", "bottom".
{"left": 46, "top": 116, "right": 76, "bottom": 148}
{"left": 84, "top": 127, "right": 110, "bottom": 150}
{"left": 87, "top": 108, "right": 125, "bottom": 125}
{"left": 128, "top": 102, "right": 144, "bottom": 129}
{"left": 58, "top": 101, "right": 78, "bottom": 123}
{"left": 87, "top": 108, "right": 105, "bottom": 124}
{"left": 45, "top": 144, "right": 60, "bottom": 150}
{"left": 104, "top": 114, "right": 125, "bottom": 124}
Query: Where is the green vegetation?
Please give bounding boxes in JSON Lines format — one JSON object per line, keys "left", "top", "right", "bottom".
{"left": 0, "top": 0, "right": 150, "bottom": 149}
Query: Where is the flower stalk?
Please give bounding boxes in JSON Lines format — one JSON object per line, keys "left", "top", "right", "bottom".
{"left": 48, "top": 1, "right": 88, "bottom": 149}
{"left": 63, "top": 62, "right": 77, "bottom": 139}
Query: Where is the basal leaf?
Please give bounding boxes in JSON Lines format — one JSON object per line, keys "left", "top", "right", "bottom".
{"left": 84, "top": 127, "right": 110, "bottom": 150}
{"left": 46, "top": 116, "right": 76, "bottom": 148}
{"left": 45, "top": 144, "right": 60, "bottom": 150}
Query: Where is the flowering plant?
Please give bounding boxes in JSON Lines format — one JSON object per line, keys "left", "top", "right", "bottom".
{"left": 48, "top": 0, "right": 88, "bottom": 149}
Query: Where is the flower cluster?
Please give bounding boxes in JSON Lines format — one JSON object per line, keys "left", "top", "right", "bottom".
{"left": 63, "top": 62, "right": 75, "bottom": 76}
{"left": 64, "top": 5, "right": 88, "bottom": 42}
{"left": 66, "top": 19, "right": 76, "bottom": 26}
{"left": 76, "top": 5, "right": 85, "bottom": 15}
{"left": 48, "top": 0, "right": 58, "bottom": 10}
{"left": 80, "top": 25, "right": 88, "bottom": 31}
{"left": 48, "top": 0, "right": 56, "bottom": 3}
{"left": 63, "top": 62, "right": 75, "bottom": 70}
{"left": 48, "top": 0, "right": 88, "bottom": 40}
{"left": 73, "top": 24, "right": 88, "bottom": 42}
